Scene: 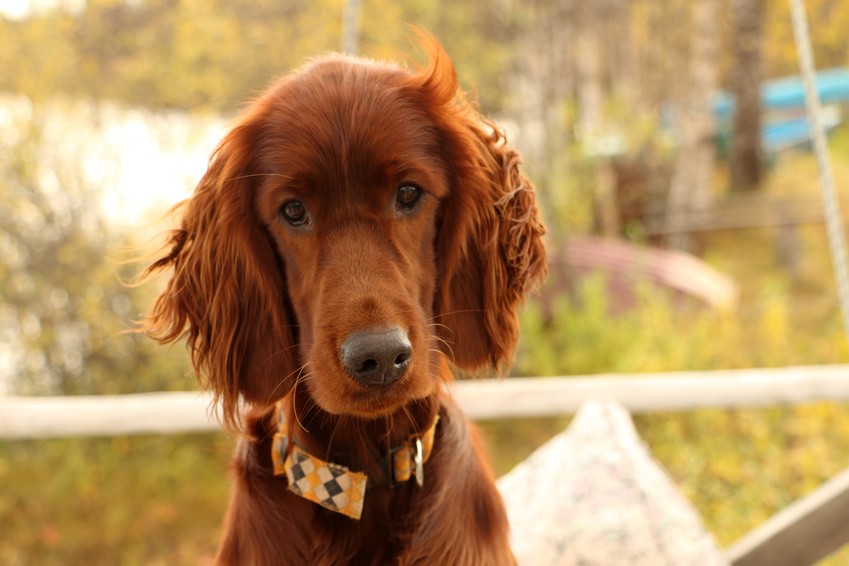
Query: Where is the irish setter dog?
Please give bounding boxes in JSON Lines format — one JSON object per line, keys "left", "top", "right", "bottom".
{"left": 144, "top": 34, "right": 546, "bottom": 565}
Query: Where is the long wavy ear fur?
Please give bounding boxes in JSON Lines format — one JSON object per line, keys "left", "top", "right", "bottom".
{"left": 407, "top": 34, "right": 547, "bottom": 375}
{"left": 142, "top": 111, "right": 297, "bottom": 431}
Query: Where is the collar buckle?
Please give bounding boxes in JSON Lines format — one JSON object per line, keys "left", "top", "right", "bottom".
{"left": 381, "top": 442, "right": 406, "bottom": 489}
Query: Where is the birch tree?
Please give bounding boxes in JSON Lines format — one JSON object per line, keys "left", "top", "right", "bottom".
{"left": 665, "top": 0, "right": 721, "bottom": 252}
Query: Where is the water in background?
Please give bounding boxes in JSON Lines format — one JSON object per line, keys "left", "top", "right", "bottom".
{"left": 0, "top": 95, "right": 226, "bottom": 227}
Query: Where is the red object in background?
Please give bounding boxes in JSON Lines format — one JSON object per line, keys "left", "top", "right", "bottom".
{"left": 547, "top": 238, "right": 738, "bottom": 313}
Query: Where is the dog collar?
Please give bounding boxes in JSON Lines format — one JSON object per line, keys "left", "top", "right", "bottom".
{"left": 271, "top": 400, "right": 439, "bottom": 520}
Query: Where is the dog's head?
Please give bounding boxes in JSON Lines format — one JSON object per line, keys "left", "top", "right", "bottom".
{"left": 144, "top": 35, "right": 546, "bottom": 429}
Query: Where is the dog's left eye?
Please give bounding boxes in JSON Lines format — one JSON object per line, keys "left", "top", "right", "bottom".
{"left": 396, "top": 184, "right": 421, "bottom": 210}
{"left": 280, "top": 200, "right": 308, "bottom": 226}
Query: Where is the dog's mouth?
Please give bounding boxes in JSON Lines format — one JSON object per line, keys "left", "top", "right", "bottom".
{"left": 344, "top": 379, "right": 417, "bottom": 417}
{"left": 306, "top": 368, "right": 422, "bottom": 418}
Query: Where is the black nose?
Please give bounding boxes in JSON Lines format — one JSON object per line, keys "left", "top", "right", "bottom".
{"left": 340, "top": 327, "right": 412, "bottom": 386}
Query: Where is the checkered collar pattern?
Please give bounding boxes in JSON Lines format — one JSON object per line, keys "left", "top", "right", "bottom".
{"left": 271, "top": 400, "right": 439, "bottom": 520}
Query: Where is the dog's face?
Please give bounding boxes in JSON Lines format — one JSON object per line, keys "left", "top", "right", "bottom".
{"left": 144, "top": 39, "right": 547, "bottom": 429}
{"left": 254, "top": 59, "right": 449, "bottom": 416}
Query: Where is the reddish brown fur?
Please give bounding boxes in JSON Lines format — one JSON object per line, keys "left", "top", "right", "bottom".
{"left": 144, "top": 34, "right": 546, "bottom": 565}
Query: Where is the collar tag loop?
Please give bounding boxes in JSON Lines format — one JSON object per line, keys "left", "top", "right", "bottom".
{"left": 414, "top": 438, "right": 424, "bottom": 487}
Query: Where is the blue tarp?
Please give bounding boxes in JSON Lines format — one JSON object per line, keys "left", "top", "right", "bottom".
{"left": 715, "top": 67, "right": 849, "bottom": 117}
{"left": 714, "top": 67, "right": 849, "bottom": 150}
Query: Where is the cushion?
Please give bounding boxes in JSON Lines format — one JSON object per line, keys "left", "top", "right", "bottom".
{"left": 497, "top": 398, "right": 728, "bottom": 565}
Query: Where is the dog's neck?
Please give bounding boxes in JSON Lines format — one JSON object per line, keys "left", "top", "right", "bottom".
{"left": 280, "top": 387, "right": 442, "bottom": 486}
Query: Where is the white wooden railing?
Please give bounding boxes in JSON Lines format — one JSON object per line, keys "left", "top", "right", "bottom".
{"left": 3, "top": 364, "right": 849, "bottom": 439}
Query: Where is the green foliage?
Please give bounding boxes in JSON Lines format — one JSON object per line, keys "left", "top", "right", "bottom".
{"left": 517, "top": 281, "right": 741, "bottom": 376}
{"left": 0, "top": 434, "right": 231, "bottom": 565}
{"left": 0, "top": 100, "right": 192, "bottom": 396}
{"left": 0, "top": 0, "right": 512, "bottom": 114}
{"left": 764, "top": 0, "right": 849, "bottom": 79}
{"left": 517, "top": 271, "right": 846, "bottom": 379}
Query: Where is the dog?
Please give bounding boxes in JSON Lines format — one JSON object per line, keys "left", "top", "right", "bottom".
{"left": 143, "top": 33, "right": 546, "bottom": 565}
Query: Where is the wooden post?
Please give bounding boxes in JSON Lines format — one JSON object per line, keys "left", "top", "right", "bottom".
{"left": 726, "top": 466, "right": 849, "bottom": 566}
{"left": 341, "top": 0, "right": 362, "bottom": 55}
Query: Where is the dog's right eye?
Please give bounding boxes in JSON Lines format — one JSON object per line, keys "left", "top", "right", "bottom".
{"left": 280, "top": 200, "right": 308, "bottom": 226}
{"left": 396, "top": 184, "right": 421, "bottom": 210}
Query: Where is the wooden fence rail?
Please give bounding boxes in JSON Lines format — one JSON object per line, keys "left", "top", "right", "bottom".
{"left": 3, "top": 364, "right": 849, "bottom": 439}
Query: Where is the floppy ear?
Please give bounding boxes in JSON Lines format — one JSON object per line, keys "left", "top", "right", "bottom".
{"left": 411, "top": 38, "right": 547, "bottom": 375}
{"left": 438, "top": 126, "right": 548, "bottom": 374}
{"left": 143, "top": 111, "right": 297, "bottom": 431}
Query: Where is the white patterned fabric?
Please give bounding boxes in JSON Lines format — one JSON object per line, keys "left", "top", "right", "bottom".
{"left": 497, "top": 399, "right": 728, "bottom": 566}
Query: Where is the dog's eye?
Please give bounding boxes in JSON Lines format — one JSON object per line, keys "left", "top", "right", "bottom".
{"left": 280, "top": 200, "right": 308, "bottom": 226}
{"left": 396, "top": 184, "right": 421, "bottom": 210}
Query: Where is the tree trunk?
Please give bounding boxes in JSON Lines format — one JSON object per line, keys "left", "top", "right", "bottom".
{"left": 666, "top": 0, "right": 720, "bottom": 252}
{"left": 575, "top": 7, "right": 620, "bottom": 238}
{"left": 503, "top": 0, "right": 574, "bottom": 236}
{"left": 730, "top": 0, "right": 765, "bottom": 191}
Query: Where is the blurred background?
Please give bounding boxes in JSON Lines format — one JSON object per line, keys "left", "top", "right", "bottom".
{"left": 2, "top": 0, "right": 849, "bottom": 563}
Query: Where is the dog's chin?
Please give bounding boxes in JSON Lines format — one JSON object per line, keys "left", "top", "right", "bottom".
{"left": 308, "top": 370, "right": 437, "bottom": 419}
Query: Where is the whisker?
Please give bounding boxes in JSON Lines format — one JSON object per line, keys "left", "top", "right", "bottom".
{"left": 302, "top": 393, "right": 327, "bottom": 432}
{"left": 429, "top": 308, "right": 487, "bottom": 320}
{"left": 315, "top": 407, "right": 331, "bottom": 431}
{"left": 325, "top": 416, "right": 346, "bottom": 461}
{"left": 379, "top": 414, "right": 393, "bottom": 444}
{"left": 264, "top": 360, "right": 312, "bottom": 406}
{"left": 428, "top": 349, "right": 450, "bottom": 364}
{"left": 291, "top": 366, "right": 313, "bottom": 433}
{"left": 401, "top": 404, "right": 422, "bottom": 437}
{"left": 261, "top": 341, "right": 311, "bottom": 365}
{"left": 295, "top": 378, "right": 319, "bottom": 427}
{"left": 430, "top": 334, "right": 456, "bottom": 364}
{"left": 356, "top": 418, "right": 368, "bottom": 451}
{"left": 430, "top": 333, "right": 455, "bottom": 347}
{"left": 223, "top": 173, "right": 295, "bottom": 183}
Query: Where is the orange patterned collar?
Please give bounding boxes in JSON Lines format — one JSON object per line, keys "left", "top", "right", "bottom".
{"left": 271, "top": 400, "right": 439, "bottom": 520}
